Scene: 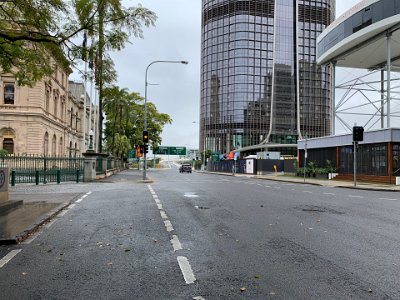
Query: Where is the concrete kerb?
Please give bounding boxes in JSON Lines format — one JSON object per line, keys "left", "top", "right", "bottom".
{"left": 203, "top": 171, "right": 399, "bottom": 192}
{"left": 0, "top": 193, "right": 83, "bottom": 245}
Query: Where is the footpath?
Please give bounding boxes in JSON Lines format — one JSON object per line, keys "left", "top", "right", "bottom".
{"left": 0, "top": 170, "right": 398, "bottom": 244}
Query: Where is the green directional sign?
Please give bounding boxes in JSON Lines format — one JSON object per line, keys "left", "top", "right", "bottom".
{"left": 153, "top": 146, "right": 186, "bottom": 155}
{"left": 128, "top": 149, "right": 136, "bottom": 158}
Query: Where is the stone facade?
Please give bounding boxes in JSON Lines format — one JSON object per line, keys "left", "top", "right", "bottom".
{"left": 0, "top": 64, "right": 97, "bottom": 156}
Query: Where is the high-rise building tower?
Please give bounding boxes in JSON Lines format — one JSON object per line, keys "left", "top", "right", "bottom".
{"left": 200, "top": 0, "right": 335, "bottom": 155}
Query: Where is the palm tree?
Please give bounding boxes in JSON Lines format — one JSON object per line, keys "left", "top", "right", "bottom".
{"left": 74, "top": 0, "right": 156, "bottom": 152}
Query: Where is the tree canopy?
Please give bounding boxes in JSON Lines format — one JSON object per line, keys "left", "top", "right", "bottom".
{"left": 0, "top": 0, "right": 156, "bottom": 86}
{"left": 103, "top": 86, "right": 172, "bottom": 158}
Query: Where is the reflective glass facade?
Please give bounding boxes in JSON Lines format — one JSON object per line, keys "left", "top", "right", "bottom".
{"left": 200, "top": 0, "right": 335, "bottom": 154}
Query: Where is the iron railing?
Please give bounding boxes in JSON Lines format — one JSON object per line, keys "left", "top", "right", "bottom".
{"left": 1, "top": 154, "right": 84, "bottom": 185}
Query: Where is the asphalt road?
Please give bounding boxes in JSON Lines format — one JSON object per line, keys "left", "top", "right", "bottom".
{"left": 1, "top": 167, "right": 400, "bottom": 299}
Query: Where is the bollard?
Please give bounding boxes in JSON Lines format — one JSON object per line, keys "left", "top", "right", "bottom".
{"left": 11, "top": 170, "right": 16, "bottom": 186}
{"left": 56, "top": 170, "right": 61, "bottom": 184}
{"left": 35, "top": 170, "right": 39, "bottom": 185}
{"left": 76, "top": 169, "right": 80, "bottom": 183}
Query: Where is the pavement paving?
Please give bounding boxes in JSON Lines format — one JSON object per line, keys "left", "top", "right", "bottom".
{"left": 0, "top": 169, "right": 398, "bottom": 244}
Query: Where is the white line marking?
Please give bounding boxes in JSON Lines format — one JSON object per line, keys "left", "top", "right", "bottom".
{"left": 323, "top": 193, "right": 335, "bottom": 195}
{"left": 349, "top": 195, "right": 363, "bottom": 198}
{"left": 193, "top": 297, "right": 205, "bottom": 300}
{"left": 265, "top": 185, "right": 271, "bottom": 188}
{"left": 184, "top": 194, "right": 199, "bottom": 198}
{"left": 154, "top": 198, "right": 161, "bottom": 204}
{"left": 0, "top": 250, "right": 22, "bottom": 268}
{"left": 257, "top": 184, "right": 263, "bottom": 186}
{"left": 87, "top": 192, "right": 92, "bottom": 195}
{"left": 302, "top": 191, "right": 312, "bottom": 194}
{"left": 21, "top": 232, "right": 41, "bottom": 245}
{"left": 69, "top": 204, "right": 76, "bottom": 209}
{"left": 58, "top": 209, "right": 68, "bottom": 217}
{"left": 76, "top": 198, "right": 83, "bottom": 203}
{"left": 177, "top": 256, "right": 196, "bottom": 284}
{"left": 170, "top": 235, "right": 183, "bottom": 251}
{"left": 379, "top": 198, "right": 398, "bottom": 201}
{"left": 81, "top": 195, "right": 88, "bottom": 199}
{"left": 164, "top": 220, "right": 174, "bottom": 232}
{"left": 160, "top": 210, "right": 168, "bottom": 220}
{"left": 157, "top": 203, "right": 163, "bottom": 210}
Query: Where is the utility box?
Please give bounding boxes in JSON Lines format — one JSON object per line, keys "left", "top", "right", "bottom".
{"left": 396, "top": 177, "right": 400, "bottom": 186}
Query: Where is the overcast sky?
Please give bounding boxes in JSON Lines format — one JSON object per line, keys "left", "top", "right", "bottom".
{"left": 72, "top": 0, "right": 362, "bottom": 149}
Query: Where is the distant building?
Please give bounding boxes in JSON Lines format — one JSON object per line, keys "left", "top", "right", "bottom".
{"left": 0, "top": 62, "right": 97, "bottom": 156}
{"left": 200, "top": 0, "right": 336, "bottom": 155}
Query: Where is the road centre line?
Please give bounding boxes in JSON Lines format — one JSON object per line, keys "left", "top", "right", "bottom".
{"left": 324, "top": 192, "right": 335, "bottom": 195}
{"left": 0, "top": 250, "right": 22, "bottom": 269}
{"left": 302, "top": 191, "right": 313, "bottom": 193}
{"left": 164, "top": 220, "right": 174, "bottom": 232}
{"left": 147, "top": 185, "right": 198, "bottom": 286}
{"left": 177, "top": 256, "right": 196, "bottom": 284}
{"left": 349, "top": 195, "right": 363, "bottom": 198}
{"left": 170, "top": 235, "right": 183, "bottom": 251}
{"left": 379, "top": 198, "right": 399, "bottom": 201}
{"left": 160, "top": 210, "right": 168, "bottom": 219}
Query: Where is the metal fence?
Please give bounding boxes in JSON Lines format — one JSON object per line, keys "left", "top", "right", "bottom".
{"left": 1, "top": 155, "right": 84, "bottom": 185}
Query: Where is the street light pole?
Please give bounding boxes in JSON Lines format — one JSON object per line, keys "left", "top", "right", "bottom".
{"left": 143, "top": 60, "right": 188, "bottom": 181}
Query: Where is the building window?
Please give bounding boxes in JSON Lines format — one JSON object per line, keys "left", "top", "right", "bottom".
{"left": 45, "top": 89, "right": 50, "bottom": 111}
{"left": 3, "top": 138, "right": 14, "bottom": 154}
{"left": 59, "top": 137, "right": 63, "bottom": 156}
{"left": 52, "top": 135, "right": 56, "bottom": 156}
{"left": 54, "top": 95, "right": 58, "bottom": 117}
{"left": 44, "top": 132, "right": 49, "bottom": 156}
{"left": 4, "top": 83, "right": 15, "bottom": 104}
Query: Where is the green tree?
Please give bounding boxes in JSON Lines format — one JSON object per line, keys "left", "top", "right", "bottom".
{"left": 74, "top": 0, "right": 156, "bottom": 152}
{"left": 102, "top": 86, "right": 172, "bottom": 159}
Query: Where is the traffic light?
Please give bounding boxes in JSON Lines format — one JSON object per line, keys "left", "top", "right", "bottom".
{"left": 353, "top": 126, "right": 364, "bottom": 142}
{"left": 143, "top": 131, "right": 149, "bottom": 143}
{"left": 144, "top": 144, "right": 149, "bottom": 154}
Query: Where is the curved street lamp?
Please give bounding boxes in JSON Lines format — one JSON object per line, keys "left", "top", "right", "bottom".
{"left": 143, "top": 60, "right": 188, "bottom": 181}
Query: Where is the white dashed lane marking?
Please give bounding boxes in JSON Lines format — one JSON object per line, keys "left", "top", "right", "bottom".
{"left": 147, "top": 185, "right": 197, "bottom": 285}
{"left": 349, "top": 195, "right": 363, "bottom": 198}
{"left": 170, "top": 235, "right": 183, "bottom": 251}
{"left": 0, "top": 249, "right": 21, "bottom": 269}
{"left": 177, "top": 256, "right": 196, "bottom": 284}
{"left": 379, "top": 198, "right": 399, "bottom": 201}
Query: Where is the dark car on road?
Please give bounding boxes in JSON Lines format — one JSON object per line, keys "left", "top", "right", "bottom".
{"left": 179, "top": 163, "right": 192, "bottom": 173}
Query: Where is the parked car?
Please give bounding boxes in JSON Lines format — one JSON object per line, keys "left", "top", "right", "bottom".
{"left": 179, "top": 163, "right": 192, "bottom": 173}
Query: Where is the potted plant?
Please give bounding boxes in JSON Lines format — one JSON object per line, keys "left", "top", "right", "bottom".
{"left": 326, "top": 159, "right": 338, "bottom": 179}
{"left": 307, "top": 161, "right": 318, "bottom": 178}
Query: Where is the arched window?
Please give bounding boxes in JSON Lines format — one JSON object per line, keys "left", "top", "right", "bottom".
{"left": 3, "top": 138, "right": 14, "bottom": 154}
{"left": 75, "top": 112, "right": 79, "bottom": 130}
{"left": 70, "top": 108, "right": 74, "bottom": 127}
{"left": 74, "top": 142, "right": 78, "bottom": 157}
{"left": 43, "top": 132, "right": 49, "bottom": 156}
{"left": 59, "top": 137, "right": 63, "bottom": 156}
{"left": 69, "top": 141, "right": 72, "bottom": 157}
{"left": 52, "top": 135, "right": 56, "bottom": 156}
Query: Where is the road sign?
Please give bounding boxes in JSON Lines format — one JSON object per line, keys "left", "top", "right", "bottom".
{"left": 153, "top": 146, "right": 186, "bottom": 155}
{"left": 128, "top": 149, "right": 136, "bottom": 158}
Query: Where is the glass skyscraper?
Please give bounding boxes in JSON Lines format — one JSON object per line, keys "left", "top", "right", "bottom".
{"left": 200, "top": 0, "right": 335, "bottom": 154}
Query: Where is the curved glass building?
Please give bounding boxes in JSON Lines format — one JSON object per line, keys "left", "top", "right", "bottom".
{"left": 200, "top": 0, "right": 336, "bottom": 155}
